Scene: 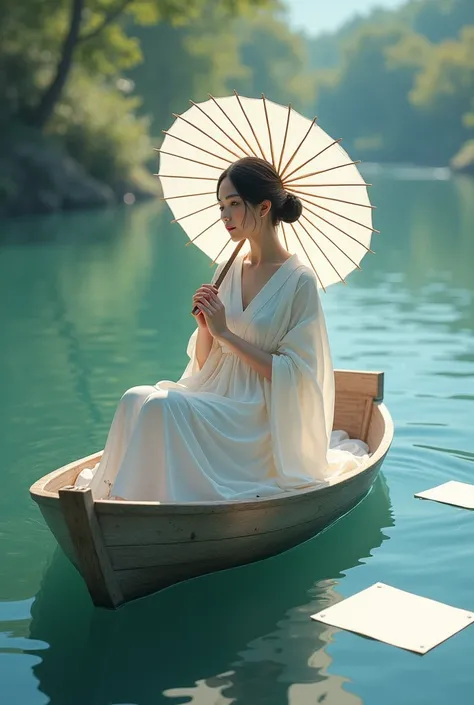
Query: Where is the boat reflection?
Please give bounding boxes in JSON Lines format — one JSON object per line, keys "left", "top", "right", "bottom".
{"left": 28, "top": 474, "right": 393, "bottom": 705}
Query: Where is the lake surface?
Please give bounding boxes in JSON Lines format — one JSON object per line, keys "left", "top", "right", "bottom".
{"left": 0, "top": 169, "right": 473, "bottom": 705}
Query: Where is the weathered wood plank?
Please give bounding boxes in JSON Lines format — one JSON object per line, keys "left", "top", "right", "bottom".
{"left": 367, "top": 403, "right": 391, "bottom": 460}
{"left": 58, "top": 487, "right": 123, "bottom": 608}
{"left": 113, "top": 516, "right": 355, "bottom": 599}
{"left": 108, "top": 512, "right": 355, "bottom": 570}
{"left": 334, "top": 394, "right": 373, "bottom": 441}
{"left": 30, "top": 450, "right": 102, "bottom": 497}
{"left": 98, "top": 460, "right": 378, "bottom": 550}
{"left": 335, "top": 370, "right": 384, "bottom": 402}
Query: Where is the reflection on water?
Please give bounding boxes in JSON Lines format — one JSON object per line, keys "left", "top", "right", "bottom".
{"left": 27, "top": 477, "right": 392, "bottom": 705}
{"left": 0, "top": 171, "right": 474, "bottom": 705}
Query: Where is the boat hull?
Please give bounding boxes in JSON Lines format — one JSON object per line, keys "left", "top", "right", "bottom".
{"left": 30, "top": 370, "right": 393, "bottom": 608}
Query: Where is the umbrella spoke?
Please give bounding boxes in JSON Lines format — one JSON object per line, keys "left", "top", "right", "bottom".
{"left": 171, "top": 202, "right": 217, "bottom": 223}
{"left": 296, "top": 192, "right": 375, "bottom": 210}
{"left": 160, "top": 191, "right": 215, "bottom": 201}
{"left": 300, "top": 198, "right": 379, "bottom": 233}
{"left": 301, "top": 203, "right": 375, "bottom": 253}
{"left": 277, "top": 104, "right": 292, "bottom": 174}
{"left": 162, "top": 131, "right": 232, "bottom": 164}
{"left": 280, "top": 222, "right": 289, "bottom": 250}
{"left": 262, "top": 94, "right": 276, "bottom": 168}
{"left": 283, "top": 139, "right": 342, "bottom": 182}
{"left": 210, "top": 237, "right": 233, "bottom": 266}
{"left": 280, "top": 117, "right": 317, "bottom": 180}
{"left": 190, "top": 99, "right": 252, "bottom": 158}
{"left": 155, "top": 149, "right": 225, "bottom": 172}
{"left": 284, "top": 161, "right": 361, "bottom": 185}
{"left": 298, "top": 218, "right": 347, "bottom": 284}
{"left": 171, "top": 113, "right": 242, "bottom": 160}
{"left": 234, "top": 90, "right": 267, "bottom": 162}
{"left": 289, "top": 183, "right": 372, "bottom": 188}
{"left": 289, "top": 222, "right": 326, "bottom": 292}
{"left": 208, "top": 94, "right": 259, "bottom": 159}
{"left": 301, "top": 213, "right": 362, "bottom": 271}
{"left": 185, "top": 218, "right": 222, "bottom": 246}
{"left": 159, "top": 175, "right": 217, "bottom": 180}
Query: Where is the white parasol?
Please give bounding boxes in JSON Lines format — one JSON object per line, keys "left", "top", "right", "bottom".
{"left": 156, "top": 91, "right": 377, "bottom": 292}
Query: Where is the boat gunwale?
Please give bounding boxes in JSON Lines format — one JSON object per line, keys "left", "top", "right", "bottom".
{"left": 29, "top": 402, "right": 393, "bottom": 515}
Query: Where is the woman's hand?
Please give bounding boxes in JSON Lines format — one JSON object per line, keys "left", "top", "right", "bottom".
{"left": 192, "top": 284, "right": 217, "bottom": 330}
{"left": 192, "top": 284, "right": 229, "bottom": 339}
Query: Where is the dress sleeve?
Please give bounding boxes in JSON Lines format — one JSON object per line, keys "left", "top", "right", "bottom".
{"left": 180, "top": 261, "right": 225, "bottom": 379}
{"left": 270, "top": 272, "right": 335, "bottom": 488}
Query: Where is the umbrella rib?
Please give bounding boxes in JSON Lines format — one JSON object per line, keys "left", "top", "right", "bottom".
{"left": 288, "top": 183, "right": 372, "bottom": 188}
{"left": 160, "top": 191, "right": 215, "bottom": 201}
{"left": 283, "top": 139, "right": 342, "bottom": 182}
{"left": 298, "top": 217, "right": 346, "bottom": 284}
{"left": 298, "top": 197, "right": 379, "bottom": 233}
{"left": 159, "top": 175, "right": 217, "bottom": 181}
{"left": 154, "top": 149, "right": 224, "bottom": 172}
{"left": 162, "top": 131, "right": 233, "bottom": 164}
{"left": 190, "top": 99, "right": 251, "bottom": 158}
{"left": 234, "top": 90, "right": 267, "bottom": 162}
{"left": 289, "top": 223, "right": 326, "bottom": 292}
{"left": 284, "top": 161, "right": 361, "bottom": 185}
{"left": 210, "top": 237, "right": 233, "bottom": 266}
{"left": 280, "top": 222, "right": 289, "bottom": 250}
{"left": 171, "top": 114, "right": 242, "bottom": 160}
{"left": 185, "top": 218, "right": 222, "bottom": 246}
{"left": 208, "top": 94, "right": 259, "bottom": 158}
{"left": 262, "top": 94, "right": 276, "bottom": 168}
{"left": 171, "top": 202, "right": 216, "bottom": 223}
{"left": 301, "top": 203, "right": 375, "bottom": 253}
{"left": 300, "top": 213, "right": 362, "bottom": 271}
{"left": 280, "top": 117, "right": 317, "bottom": 181}
{"left": 277, "top": 104, "right": 292, "bottom": 175}
{"left": 297, "top": 193, "right": 375, "bottom": 209}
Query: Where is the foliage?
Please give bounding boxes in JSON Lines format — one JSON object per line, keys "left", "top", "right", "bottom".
{"left": 451, "top": 139, "right": 474, "bottom": 173}
{"left": 1, "top": 0, "right": 272, "bottom": 190}
{"left": 48, "top": 70, "right": 152, "bottom": 184}
{"left": 230, "top": 9, "right": 317, "bottom": 113}
{"left": 307, "top": 0, "right": 474, "bottom": 165}
{"left": 2, "top": 0, "right": 474, "bottom": 203}
{"left": 128, "top": 2, "right": 313, "bottom": 141}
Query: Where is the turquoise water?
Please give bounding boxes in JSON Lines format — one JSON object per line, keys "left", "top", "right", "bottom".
{"left": 0, "top": 170, "right": 473, "bottom": 704}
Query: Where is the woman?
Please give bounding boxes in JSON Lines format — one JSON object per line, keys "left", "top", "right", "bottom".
{"left": 79, "top": 157, "right": 369, "bottom": 501}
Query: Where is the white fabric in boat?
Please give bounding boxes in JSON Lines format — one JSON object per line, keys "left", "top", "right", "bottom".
{"left": 76, "top": 254, "right": 369, "bottom": 501}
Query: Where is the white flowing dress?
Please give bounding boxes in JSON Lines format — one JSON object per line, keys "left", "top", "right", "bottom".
{"left": 77, "top": 253, "right": 369, "bottom": 501}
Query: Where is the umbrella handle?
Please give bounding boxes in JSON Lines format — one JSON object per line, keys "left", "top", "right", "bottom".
{"left": 191, "top": 240, "right": 246, "bottom": 316}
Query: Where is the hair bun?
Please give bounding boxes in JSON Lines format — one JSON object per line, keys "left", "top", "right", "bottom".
{"left": 278, "top": 192, "right": 303, "bottom": 223}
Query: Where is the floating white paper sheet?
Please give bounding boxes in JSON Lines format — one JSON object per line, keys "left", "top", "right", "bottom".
{"left": 311, "top": 583, "right": 474, "bottom": 654}
{"left": 414, "top": 480, "right": 474, "bottom": 510}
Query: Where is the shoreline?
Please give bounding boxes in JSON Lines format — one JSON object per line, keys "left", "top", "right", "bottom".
{"left": 1, "top": 131, "right": 471, "bottom": 221}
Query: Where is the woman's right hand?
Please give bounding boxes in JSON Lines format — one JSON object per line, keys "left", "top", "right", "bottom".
{"left": 192, "top": 284, "right": 219, "bottom": 330}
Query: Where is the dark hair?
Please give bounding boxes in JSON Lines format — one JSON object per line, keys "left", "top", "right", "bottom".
{"left": 217, "top": 156, "right": 303, "bottom": 226}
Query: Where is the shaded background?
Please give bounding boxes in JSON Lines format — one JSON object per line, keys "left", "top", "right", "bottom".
{"left": 1, "top": 0, "right": 474, "bottom": 216}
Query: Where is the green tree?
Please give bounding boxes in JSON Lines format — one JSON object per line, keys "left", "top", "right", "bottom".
{"left": 409, "top": 26, "right": 474, "bottom": 162}
{"left": 231, "top": 9, "right": 316, "bottom": 112}
{"left": 313, "top": 24, "right": 429, "bottom": 161}
{"left": 408, "top": 0, "right": 474, "bottom": 42}
{"left": 129, "top": 2, "right": 313, "bottom": 141}
{"left": 1, "top": 0, "right": 270, "bottom": 130}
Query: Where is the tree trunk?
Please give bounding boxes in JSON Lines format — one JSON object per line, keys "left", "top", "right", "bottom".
{"left": 31, "top": 0, "right": 84, "bottom": 130}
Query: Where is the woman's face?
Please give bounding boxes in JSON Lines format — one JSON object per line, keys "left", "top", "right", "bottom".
{"left": 217, "top": 176, "right": 259, "bottom": 243}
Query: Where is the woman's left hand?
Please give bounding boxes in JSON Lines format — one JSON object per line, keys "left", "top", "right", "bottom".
{"left": 193, "top": 286, "right": 229, "bottom": 339}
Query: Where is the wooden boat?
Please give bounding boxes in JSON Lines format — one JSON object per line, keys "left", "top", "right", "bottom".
{"left": 30, "top": 369, "right": 393, "bottom": 609}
